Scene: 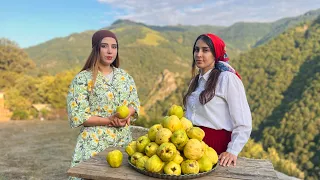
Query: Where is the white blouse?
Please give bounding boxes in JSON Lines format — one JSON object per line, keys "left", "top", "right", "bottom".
{"left": 185, "top": 69, "right": 252, "bottom": 156}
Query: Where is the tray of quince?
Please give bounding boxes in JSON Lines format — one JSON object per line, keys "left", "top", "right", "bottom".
{"left": 125, "top": 105, "right": 218, "bottom": 179}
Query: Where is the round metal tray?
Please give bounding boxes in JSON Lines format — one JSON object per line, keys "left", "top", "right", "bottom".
{"left": 128, "top": 157, "right": 217, "bottom": 179}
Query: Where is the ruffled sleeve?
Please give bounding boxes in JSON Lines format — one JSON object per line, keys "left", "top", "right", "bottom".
{"left": 126, "top": 75, "right": 140, "bottom": 121}
{"left": 66, "top": 72, "right": 92, "bottom": 128}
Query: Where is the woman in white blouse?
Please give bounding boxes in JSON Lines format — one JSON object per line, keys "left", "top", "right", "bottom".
{"left": 183, "top": 33, "right": 252, "bottom": 167}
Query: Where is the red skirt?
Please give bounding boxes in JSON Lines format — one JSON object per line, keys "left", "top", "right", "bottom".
{"left": 198, "top": 126, "right": 232, "bottom": 155}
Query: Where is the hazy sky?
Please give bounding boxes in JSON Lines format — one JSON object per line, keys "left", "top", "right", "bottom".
{"left": 1, "top": 0, "right": 320, "bottom": 48}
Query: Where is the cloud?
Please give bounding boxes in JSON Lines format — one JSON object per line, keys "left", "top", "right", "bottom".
{"left": 98, "top": 0, "right": 320, "bottom": 26}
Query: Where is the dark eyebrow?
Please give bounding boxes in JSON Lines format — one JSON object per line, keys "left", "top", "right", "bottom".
{"left": 195, "top": 46, "right": 210, "bottom": 49}
{"left": 101, "top": 43, "right": 117, "bottom": 46}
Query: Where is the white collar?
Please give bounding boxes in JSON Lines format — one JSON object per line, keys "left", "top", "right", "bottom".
{"left": 198, "top": 69, "right": 212, "bottom": 81}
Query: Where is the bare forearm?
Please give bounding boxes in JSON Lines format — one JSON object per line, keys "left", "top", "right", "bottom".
{"left": 83, "top": 107, "right": 134, "bottom": 127}
{"left": 83, "top": 116, "right": 111, "bottom": 127}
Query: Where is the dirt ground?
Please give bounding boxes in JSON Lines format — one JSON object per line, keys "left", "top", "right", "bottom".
{"left": 0, "top": 120, "right": 79, "bottom": 180}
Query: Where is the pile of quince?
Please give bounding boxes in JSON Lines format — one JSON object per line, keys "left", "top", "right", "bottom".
{"left": 125, "top": 105, "right": 218, "bottom": 175}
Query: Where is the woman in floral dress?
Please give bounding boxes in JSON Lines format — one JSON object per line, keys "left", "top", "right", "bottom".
{"left": 66, "top": 30, "right": 140, "bottom": 179}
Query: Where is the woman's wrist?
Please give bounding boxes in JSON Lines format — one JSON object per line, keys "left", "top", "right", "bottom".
{"left": 104, "top": 116, "right": 111, "bottom": 126}
{"left": 128, "top": 106, "right": 136, "bottom": 116}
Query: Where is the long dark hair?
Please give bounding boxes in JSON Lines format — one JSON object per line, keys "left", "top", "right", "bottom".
{"left": 81, "top": 39, "right": 120, "bottom": 91}
{"left": 183, "top": 35, "right": 221, "bottom": 107}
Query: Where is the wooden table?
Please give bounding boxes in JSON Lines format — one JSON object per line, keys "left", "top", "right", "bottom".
{"left": 67, "top": 126, "right": 279, "bottom": 179}
{"left": 67, "top": 147, "right": 279, "bottom": 180}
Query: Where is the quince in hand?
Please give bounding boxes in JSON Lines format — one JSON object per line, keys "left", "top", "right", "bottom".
{"left": 116, "top": 105, "right": 130, "bottom": 119}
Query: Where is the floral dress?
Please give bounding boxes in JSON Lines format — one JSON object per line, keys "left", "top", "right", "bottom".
{"left": 66, "top": 67, "right": 140, "bottom": 180}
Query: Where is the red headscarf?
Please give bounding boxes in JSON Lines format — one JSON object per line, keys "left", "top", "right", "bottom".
{"left": 204, "top": 33, "right": 229, "bottom": 62}
{"left": 203, "top": 33, "right": 241, "bottom": 79}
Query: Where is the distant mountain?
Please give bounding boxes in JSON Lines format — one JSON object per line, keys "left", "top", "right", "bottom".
{"left": 109, "top": 19, "right": 225, "bottom": 33}
{"left": 217, "top": 22, "right": 273, "bottom": 51}
{"left": 24, "top": 30, "right": 95, "bottom": 74}
{"left": 25, "top": 8, "right": 320, "bottom": 75}
{"left": 255, "top": 8, "right": 320, "bottom": 46}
